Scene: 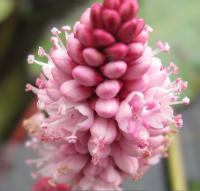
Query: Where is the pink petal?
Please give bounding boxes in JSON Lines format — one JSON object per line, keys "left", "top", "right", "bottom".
{"left": 100, "top": 61, "right": 127, "bottom": 79}
{"left": 119, "top": 0, "right": 138, "bottom": 21}
{"left": 60, "top": 80, "right": 92, "bottom": 102}
{"left": 119, "top": 138, "right": 146, "bottom": 157}
{"left": 117, "top": 19, "right": 137, "bottom": 43}
{"left": 148, "top": 70, "right": 168, "bottom": 89}
{"left": 51, "top": 67, "right": 72, "bottom": 85}
{"left": 67, "top": 35, "right": 84, "bottom": 64}
{"left": 123, "top": 74, "right": 149, "bottom": 93}
{"left": 72, "top": 65, "right": 103, "bottom": 86}
{"left": 124, "top": 43, "right": 144, "bottom": 62}
{"left": 50, "top": 49, "right": 75, "bottom": 75}
{"left": 90, "top": 3, "right": 103, "bottom": 28}
{"left": 76, "top": 23, "right": 94, "bottom": 47}
{"left": 46, "top": 88, "right": 62, "bottom": 101}
{"left": 80, "top": 8, "right": 92, "bottom": 28}
{"left": 102, "top": 9, "right": 121, "bottom": 33}
{"left": 100, "top": 165, "right": 122, "bottom": 185}
{"left": 83, "top": 48, "right": 106, "bottom": 67}
{"left": 93, "top": 29, "right": 115, "bottom": 47}
{"left": 95, "top": 98, "right": 119, "bottom": 118}
{"left": 64, "top": 154, "right": 89, "bottom": 172}
{"left": 103, "top": 0, "right": 120, "bottom": 10}
{"left": 76, "top": 103, "right": 94, "bottom": 130}
{"left": 115, "top": 101, "right": 132, "bottom": 133}
{"left": 113, "top": 151, "right": 139, "bottom": 175}
{"left": 133, "top": 30, "right": 149, "bottom": 44}
{"left": 96, "top": 80, "right": 122, "bottom": 99}
{"left": 90, "top": 117, "right": 117, "bottom": 144}
{"left": 123, "top": 59, "right": 151, "bottom": 80}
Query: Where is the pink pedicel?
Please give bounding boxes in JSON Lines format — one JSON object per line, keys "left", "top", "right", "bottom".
{"left": 25, "top": 0, "right": 189, "bottom": 190}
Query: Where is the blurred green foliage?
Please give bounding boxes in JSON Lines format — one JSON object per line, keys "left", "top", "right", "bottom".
{"left": 0, "top": 0, "right": 15, "bottom": 22}
{"left": 139, "top": 0, "right": 200, "bottom": 99}
{"left": 189, "top": 181, "right": 200, "bottom": 191}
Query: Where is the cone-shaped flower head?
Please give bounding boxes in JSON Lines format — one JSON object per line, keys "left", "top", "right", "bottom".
{"left": 25, "top": 0, "right": 189, "bottom": 190}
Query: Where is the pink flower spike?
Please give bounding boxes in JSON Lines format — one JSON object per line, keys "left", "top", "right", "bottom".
{"left": 25, "top": 1, "right": 189, "bottom": 190}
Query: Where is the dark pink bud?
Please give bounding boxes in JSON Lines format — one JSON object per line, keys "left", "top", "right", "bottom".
{"left": 76, "top": 24, "right": 93, "bottom": 47}
{"left": 134, "top": 19, "right": 145, "bottom": 37}
{"left": 50, "top": 49, "right": 75, "bottom": 75}
{"left": 93, "top": 29, "right": 115, "bottom": 47}
{"left": 96, "top": 80, "right": 122, "bottom": 99}
{"left": 124, "top": 43, "right": 144, "bottom": 62}
{"left": 102, "top": 9, "right": 121, "bottom": 33}
{"left": 117, "top": 19, "right": 137, "bottom": 43}
{"left": 133, "top": 30, "right": 149, "bottom": 44}
{"left": 67, "top": 35, "right": 84, "bottom": 64}
{"left": 103, "top": 0, "right": 120, "bottom": 10}
{"left": 101, "top": 61, "right": 127, "bottom": 79}
{"left": 104, "top": 43, "right": 128, "bottom": 60}
{"left": 119, "top": 0, "right": 138, "bottom": 21}
{"left": 83, "top": 48, "right": 105, "bottom": 67}
{"left": 95, "top": 98, "right": 119, "bottom": 118}
{"left": 60, "top": 80, "right": 92, "bottom": 101}
{"left": 72, "top": 65, "right": 103, "bottom": 87}
{"left": 90, "top": 3, "right": 103, "bottom": 28}
{"left": 123, "top": 59, "right": 151, "bottom": 80}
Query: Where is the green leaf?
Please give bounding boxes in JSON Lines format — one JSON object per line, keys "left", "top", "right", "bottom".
{"left": 0, "top": 0, "right": 15, "bottom": 22}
